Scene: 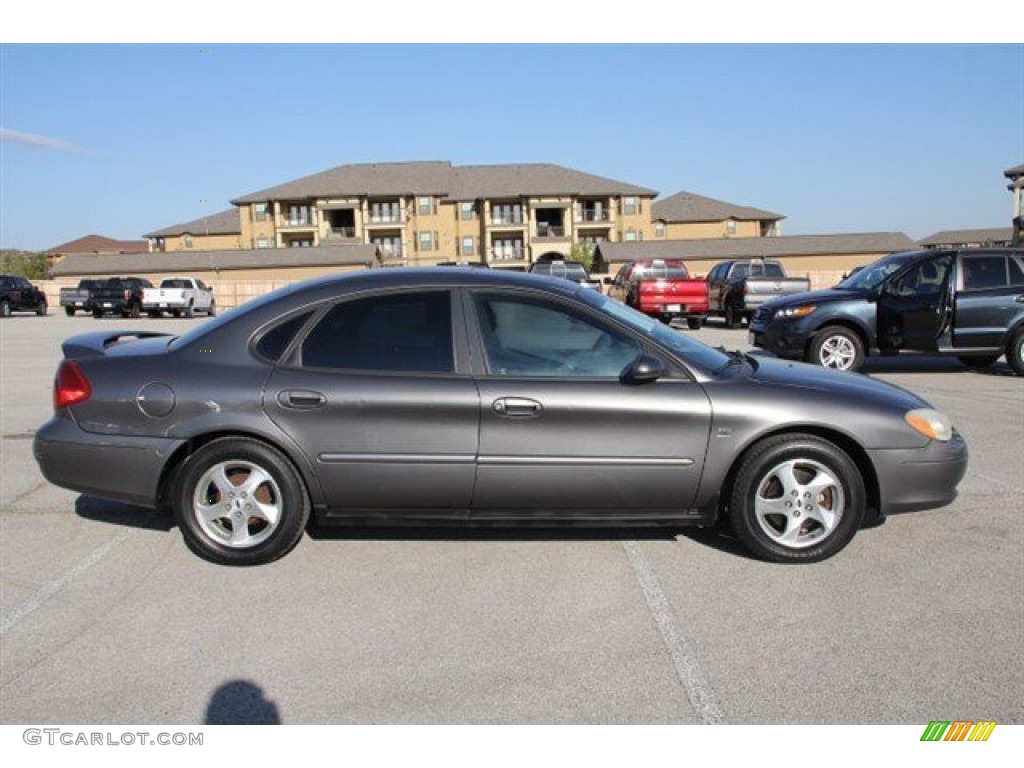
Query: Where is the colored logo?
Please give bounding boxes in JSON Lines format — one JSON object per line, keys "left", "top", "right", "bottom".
{"left": 920, "top": 721, "right": 997, "bottom": 742}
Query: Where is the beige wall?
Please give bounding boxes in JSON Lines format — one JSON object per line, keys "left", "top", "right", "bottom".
{"left": 159, "top": 232, "right": 241, "bottom": 251}
{"left": 654, "top": 220, "right": 764, "bottom": 240}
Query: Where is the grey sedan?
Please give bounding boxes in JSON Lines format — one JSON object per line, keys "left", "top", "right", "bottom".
{"left": 34, "top": 269, "right": 967, "bottom": 565}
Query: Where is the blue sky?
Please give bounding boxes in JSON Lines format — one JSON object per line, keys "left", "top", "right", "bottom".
{"left": 1, "top": 43, "right": 1022, "bottom": 251}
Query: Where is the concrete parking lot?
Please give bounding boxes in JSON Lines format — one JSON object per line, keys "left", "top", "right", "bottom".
{"left": 1, "top": 312, "right": 1021, "bottom": 725}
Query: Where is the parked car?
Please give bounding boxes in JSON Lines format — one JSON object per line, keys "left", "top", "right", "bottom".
{"left": 142, "top": 277, "right": 216, "bottom": 318}
{"left": 706, "top": 259, "right": 812, "bottom": 328}
{"left": 59, "top": 279, "right": 103, "bottom": 316}
{"left": 0, "top": 275, "right": 48, "bottom": 317}
{"left": 89, "top": 277, "right": 154, "bottom": 318}
{"left": 528, "top": 260, "right": 602, "bottom": 290}
{"left": 608, "top": 259, "right": 710, "bottom": 329}
{"left": 748, "top": 248, "right": 1024, "bottom": 375}
{"left": 35, "top": 269, "right": 967, "bottom": 566}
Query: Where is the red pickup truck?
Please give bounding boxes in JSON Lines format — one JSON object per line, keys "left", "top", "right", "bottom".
{"left": 608, "top": 259, "right": 710, "bottom": 329}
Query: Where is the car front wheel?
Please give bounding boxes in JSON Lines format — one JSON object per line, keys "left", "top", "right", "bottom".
{"left": 174, "top": 438, "right": 310, "bottom": 566}
{"left": 727, "top": 434, "right": 866, "bottom": 563}
{"left": 808, "top": 326, "right": 865, "bottom": 372}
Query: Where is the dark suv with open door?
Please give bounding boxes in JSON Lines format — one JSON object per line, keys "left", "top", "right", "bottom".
{"left": 748, "top": 248, "right": 1024, "bottom": 375}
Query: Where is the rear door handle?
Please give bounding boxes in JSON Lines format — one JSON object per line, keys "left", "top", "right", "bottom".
{"left": 493, "top": 397, "right": 542, "bottom": 418}
{"left": 278, "top": 390, "right": 327, "bottom": 409}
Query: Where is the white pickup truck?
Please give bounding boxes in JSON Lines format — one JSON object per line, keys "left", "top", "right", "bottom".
{"left": 141, "top": 277, "right": 216, "bottom": 318}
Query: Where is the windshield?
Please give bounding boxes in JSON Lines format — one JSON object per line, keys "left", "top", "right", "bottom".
{"left": 836, "top": 252, "right": 918, "bottom": 291}
{"left": 580, "top": 290, "right": 731, "bottom": 373}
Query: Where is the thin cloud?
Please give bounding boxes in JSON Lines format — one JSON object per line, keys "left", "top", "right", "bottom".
{"left": 1, "top": 127, "right": 91, "bottom": 153}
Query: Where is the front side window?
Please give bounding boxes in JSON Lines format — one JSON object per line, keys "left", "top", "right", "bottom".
{"left": 473, "top": 293, "right": 641, "bottom": 377}
{"left": 299, "top": 291, "right": 453, "bottom": 373}
{"left": 887, "top": 255, "right": 953, "bottom": 297}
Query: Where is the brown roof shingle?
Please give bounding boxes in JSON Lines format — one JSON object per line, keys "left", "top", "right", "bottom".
{"left": 917, "top": 228, "right": 1014, "bottom": 246}
{"left": 47, "top": 235, "right": 149, "bottom": 255}
{"left": 652, "top": 191, "right": 784, "bottom": 224}
{"left": 145, "top": 209, "right": 241, "bottom": 238}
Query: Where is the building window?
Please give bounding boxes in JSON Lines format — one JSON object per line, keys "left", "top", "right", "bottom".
{"left": 417, "top": 197, "right": 434, "bottom": 216}
{"left": 253, "top": 203, "right": 268, "bottom": 222}
{"left": 726, "top": 220, "right": 737, "bottom": 235}
{"left": 418, "top": 231, "right": 435, "bottom": 252}
{"left": 623, "top": 197, "right": 637, "bottom": 216}
{"left": 460, "top": 202, "right": 474, "bottom": 221}
{"left": 624, "top": 229, "right": 637, "bottom": 242}
{"left": 183, "top": 234, "right": 193, "bottom": 248}
{"left": 654, "top": 222, "right": 665, "bottom": 238}
{"left": 257, "top": 237, "right": 269, "bottom": 249}
{"left": 286, "top": 205, "right": 312, "bottom": 226}
{"left": 462, "top": 237, "right": 475, "bottom": 257}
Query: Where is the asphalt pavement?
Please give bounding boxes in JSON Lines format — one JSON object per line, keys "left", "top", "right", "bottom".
{"left": 1, "top": 312, "right": 1021, "bottom": 725}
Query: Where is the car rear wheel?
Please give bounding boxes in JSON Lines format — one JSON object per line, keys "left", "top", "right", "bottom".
{"left": 92, "top": 308, "right": 103, "bottom": 319}
{"left": 65, "top": 306, "right": 75, "bottom": 317}
{"left": 36, "top": 299, "right": 47, "bottom": 316}
{"left": 727, "top": 434, "right": 865, "bottom": 563}
{"left": 724, "top": 303, "right": 741, "bottom": 329}
{"left": 686, "top": 317, "right": 704, "bottom": 330}
{"left": 208, "top": 300, "right": 217, "bottom": 317}
{"left": 1006, "top": 328, "right": 1024, "bottom": 376}
{"left": 808, "top": 326, "right": 865, "bottom": 372}
{"left": 174, "top": 438, "right": 310, "bottom": 566}
{"left": 184, "top": 301, "right": 194, "bottom": 319}
{"left": 0, "top": 300, "right": 10, "bottom": 318}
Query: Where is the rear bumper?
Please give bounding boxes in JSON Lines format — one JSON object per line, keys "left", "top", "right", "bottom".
{"left": 868, "top": 432, "right": 968, "bottom": 515}
{"left": 34, "top": 416, "right": 185, "bottom": 508}
{"left": 638, "top": 301, "right": 710, "bottom": 318}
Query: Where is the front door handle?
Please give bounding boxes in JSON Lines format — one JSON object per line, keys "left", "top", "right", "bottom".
{"left": 493, "top": 397, "right": 542, "bottom": 418}
{"left": 278, "top": 390, "right": 327, "bottom": 409}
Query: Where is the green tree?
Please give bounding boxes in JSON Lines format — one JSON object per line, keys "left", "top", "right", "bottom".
{"left": 0, "top": 251, "right": 50, "bottom": 280}
{"left": 568, "top": 242, "right": 597, "bottom": 272}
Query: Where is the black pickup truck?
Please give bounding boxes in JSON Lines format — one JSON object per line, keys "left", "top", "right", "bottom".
{"left": 749, "top": 248, "right": 1024, "bottom": 375}
{"left": 89, "top": 277, "right": 153, "bottom": 319}
{"left": 0, "top": 274, "right": 48, "bottom": 317}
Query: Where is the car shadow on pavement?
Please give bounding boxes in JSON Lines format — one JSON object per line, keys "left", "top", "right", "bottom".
{"left": 74, "top": 495, "right": 175, "bottom": 531}
{"left": 860, "top": 357, "right": 1016, "bottom": 376}
{"left": 306, "top": 520, "right": 681, "bottom": 544}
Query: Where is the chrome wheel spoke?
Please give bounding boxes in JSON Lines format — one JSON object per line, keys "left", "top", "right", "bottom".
{"left": 754, "top": 458, "right": 845, "bottom": 549}
{"left": 191, "top": 460, "right": 283, "bottom": 550}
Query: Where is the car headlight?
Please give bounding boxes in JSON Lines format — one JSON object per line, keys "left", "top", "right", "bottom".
{"left": 905, "top": 409, "right": 953, "bottom": 441}
{"left": 773, "top": 305, "right": 816, "bottom": 319}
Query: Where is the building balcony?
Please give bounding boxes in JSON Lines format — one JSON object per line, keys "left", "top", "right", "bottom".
{"left": 575, "top": 210, "right": 611, "bottom": 224}
{"left": 490, "top": 246, "right": 525, "bottom": 261}
{"left": 278, "top": 217, "right": 318, "bottom": 230}
{"left": 533, "top": 224, "right": 568, "bottom": 241}
{"left": 365, "top": 213, "right": 406, "bottom": 227}
{"left": 488, "top": 216, "right": 526, "bottom": 227}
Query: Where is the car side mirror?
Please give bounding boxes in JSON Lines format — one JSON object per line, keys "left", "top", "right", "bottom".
{"left": 621, "top": 354, "right": 666, "bottom": 384}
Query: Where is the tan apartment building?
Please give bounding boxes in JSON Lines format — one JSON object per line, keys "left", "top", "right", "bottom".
{"left": 651, "top": 191, "right": 784, "bottom": 241}
{"left": 228, "top": 161, "right": 658, "bottom": 267}
{"left": 1006, "top": 163, "right": 1023, "bottom": 246}
{"left": 146, "top": 209, "right": 243, "bottom": 252}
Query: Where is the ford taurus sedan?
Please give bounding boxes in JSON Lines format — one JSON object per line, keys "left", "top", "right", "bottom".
{"left": 34, "top": 269, "right": 967, "bottom": 565}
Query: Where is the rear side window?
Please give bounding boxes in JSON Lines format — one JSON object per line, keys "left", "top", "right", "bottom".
{"left": 299, "top": 291, "right": 454, "bottom": 373}
{"left": 1008, "top": 257, "right": 1024, "bottom": 287}
{"left": 255, "top": 310, "right": 314, "bottom": 362}
{"left": 962, "top": 257, "right": 1008, "bottom": 290}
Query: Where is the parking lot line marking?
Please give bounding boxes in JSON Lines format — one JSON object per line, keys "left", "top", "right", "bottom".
{"left": 0, "top": 532, "right": 130, "bottom": 636}
{"left": 621, "top": 539, "right": 725, "bottom": 724}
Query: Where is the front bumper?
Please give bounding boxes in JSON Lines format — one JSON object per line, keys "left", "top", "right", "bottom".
{"left": 748, "top": 316, "right": 816, "bottom": 360}
{"left": 34, "top": 416, "right": 185, "bottom": 508}
{"left": 868, "top": 432, "right": 968, "bottom": 515}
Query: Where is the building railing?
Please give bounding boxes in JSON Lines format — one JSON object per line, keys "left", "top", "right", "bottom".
{"left": 324, "top": 226, "right": 357, "bottom": 239}
{"left": 491, "top": 247, "right": 525, "bottom": 260}
{"left": 535, "top": 225, "right": 566, "bottom": 238}
{"left": 489, "top": 215, "right": 526, "bottom": 226}
{"left": 365, "top": 213, "right": 405, "bottom": 225}
{"left": 576, "top": 210, "right": 611, "bottom": 223}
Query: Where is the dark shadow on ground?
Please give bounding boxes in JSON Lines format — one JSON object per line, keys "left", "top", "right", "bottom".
{"left": 74, "top": 495, "right": 175, "bottom": 531}
{"left": 746, "top": 349, "right": 1016, "bottom": 377}
{"left": 204, "top": 680, "right": 281, "bottom": 725}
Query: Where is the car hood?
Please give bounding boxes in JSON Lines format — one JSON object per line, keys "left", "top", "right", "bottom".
{"left": 761, "top": 287, "right": 866, "bottom": 311}
{"left": 745, "top": 355, "right": 926, "bottom": 410}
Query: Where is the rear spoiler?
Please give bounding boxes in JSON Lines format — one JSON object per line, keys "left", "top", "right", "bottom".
{"left": 62, "top": 331, "right": 175, "bottom": 359}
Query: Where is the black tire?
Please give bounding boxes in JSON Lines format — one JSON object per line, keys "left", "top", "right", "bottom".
{"left": 807, "top": 326, "right": 865, "bottom": 372}
{"left": 124, "top": 302, "right": 141, "bottom": 319}
{"left": 208, "top": 300, "right": 217, "bottom": 317}
{"left": 724, "top": 303, "right": 741, "bottom": 329}
{"left": 0, "top": 300, "right": 10, "bottom": 318}
{"left": 184, "top": 301, "right": 194, "bottom": 319}
{"left": 958, "top": 355, "right": 999, "bottom": 370}
{"left": 727, "top": 434, "right": 866, "bottom": 563}
{"left": 686, "top": 317, "right": 704, "bottom": 330}
{"left": 171, "top": 309, "right": 181, "bottom": 318}
{"left": 92, "top": 307, "right": 104, "bottom": 319}
{"left": 36, "top": 299, "right": 47, "bottom": 316}
{"left": 173, "top": 438, "right": 310, "bottom": 566}
{"left": 1006, "top": 327, "right": 1024, "bottom": 376}
{"left": 65, "top": 306, "right": 75, "bottom": 317}
{"left": 147, "top": 310, "right": 161, "bottom": 319}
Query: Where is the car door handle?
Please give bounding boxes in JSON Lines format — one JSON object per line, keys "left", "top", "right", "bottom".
{"left": 492, "top": 397, "right": 542, "bottom": 418}
{"left": 278, "top": 390, "right": 327, "bottom": 409}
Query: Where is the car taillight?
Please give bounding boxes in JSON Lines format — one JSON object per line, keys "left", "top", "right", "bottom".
{"left": 54, "top": 360, "right": 92, "bottom": 409}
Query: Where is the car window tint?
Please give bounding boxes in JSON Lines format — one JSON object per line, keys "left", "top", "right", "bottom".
{"left": 962, "top": 257, "right": 1008, "bottom": 290}
{"left": 762, "top": 263, "right": 785, "bottom": 278}
{"left": 255, "top": 310, "right": 314, "bottom": 362}
{"left": 1006, "top": 256, "right": 1024, "bottom": 287}
{"left": 889, "top": 255, "right": 952, "bottom": 297}
{"left": 474, "top": 293, "right": 640, "bottom": 377}
{"left": 300, "top": 291, "right": 453, "bottom": 373}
